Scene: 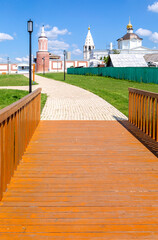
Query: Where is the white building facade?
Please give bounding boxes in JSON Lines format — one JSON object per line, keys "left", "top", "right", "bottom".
{"left": 88, "top": 19, "right": 158, "bottom": 64}
{"left": 117, "top": 19, "right": 142, "bottom": 50}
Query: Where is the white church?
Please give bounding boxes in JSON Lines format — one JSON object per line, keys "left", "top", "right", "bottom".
{"left": 83, "top": 19, "right": 158, "bottom": 66}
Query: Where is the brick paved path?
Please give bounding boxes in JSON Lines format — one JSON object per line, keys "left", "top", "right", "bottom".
{"left": 0, "top": 74, "right": 127, "bottom": 120}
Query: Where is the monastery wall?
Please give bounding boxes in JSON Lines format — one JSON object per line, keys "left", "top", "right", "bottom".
{"left": 48, "top": 60, "right": 88, "bottom": 73}
{"left": 0, "top": 64, "right": 18, "bottom": 74}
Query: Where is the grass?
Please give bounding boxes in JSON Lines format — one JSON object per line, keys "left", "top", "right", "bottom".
{"left": 38, "top": 73, "right": 158, "bottom": 116}
{"left": 41, "top": 93, "right": 47, "bottom": 112}
{"left": 0, "top": 89, "right": 47, "bottom": 113}
{"left": 0, "top": 74, "right": 38, "bottom": 86}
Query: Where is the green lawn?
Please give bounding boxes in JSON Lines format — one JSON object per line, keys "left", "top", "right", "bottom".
{"left": 38, "top": 73, "right": 158, "bottom": 116}
{"left": 0, "top": 89, "right": 47, "bottom": 113}
{"left": 0, "top": 74, "right": 38, "bottom": 86}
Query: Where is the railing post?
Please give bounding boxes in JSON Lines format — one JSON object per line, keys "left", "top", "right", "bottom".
{"left": 0, "top": 88, "right": 41, "bottom": 200}
{"left": 129, "top": 88, "right": 158, "bottom": 142}
{"left": 156, "top": 100, "right": 158, "bottom": 142}
{"left": 0, "top": 123, "right": 2, "bottom": 200}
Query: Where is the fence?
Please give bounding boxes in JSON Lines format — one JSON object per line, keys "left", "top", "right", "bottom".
{"left": 0, "top": 88, "right": 41, "bottom": 200}
{"left": 67, "top": 67, "right": 158, "bottom": 84}
{"left": 129, "top": 88, "right": 158, "bottom": 141}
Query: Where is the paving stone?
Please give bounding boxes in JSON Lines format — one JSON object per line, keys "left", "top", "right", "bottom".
{"left": 0, "top": 74, "right": 127, "bottom": 121}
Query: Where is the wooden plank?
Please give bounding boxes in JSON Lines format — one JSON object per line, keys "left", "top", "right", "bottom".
{"left": 0, "top": 232, "right": 156, "bottom": 240}
{"left": 0, "top": 121, "right": 158, "bottom": 238}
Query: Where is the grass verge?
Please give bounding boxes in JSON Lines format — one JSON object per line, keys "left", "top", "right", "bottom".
{"left": 0, "top": 89, "right": 47, "bottom": 113}
{"left": 38, "top": 73, "right": 158, "bottom": 116}
{"left": 0, "top": 74, "right": 38, "bottom": 86}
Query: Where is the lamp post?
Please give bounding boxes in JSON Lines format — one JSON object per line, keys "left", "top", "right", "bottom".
{"left": 27, "top": 19, "right": 33, "bottom": 93}
{"left": 7, "top": 57, "right": 9, "bottom": 75}
{"left": 63, "top": 50, "right": 66, "bottom": 80}
{"left": 42, "top": 57, "right": 45, "bottom": 75}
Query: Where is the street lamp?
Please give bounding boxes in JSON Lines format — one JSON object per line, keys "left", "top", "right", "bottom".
{"left": 27, "top": 19, "right": 33, "bottom": 93}
{"left": 7, "top": 57, "right": 9, "bottom": 75}
{"left": 42, "top": 57, "right": 45, "bottom": 75}
{"left": 63, "top": 50, "right": 66, "bottom": 80}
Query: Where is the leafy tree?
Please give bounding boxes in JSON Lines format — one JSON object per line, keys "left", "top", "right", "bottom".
{"left": 113, "top": 49, "right": 120, "bottom": 54}
{"left": 103, "top": 56, "right": 110, "bottom": 64}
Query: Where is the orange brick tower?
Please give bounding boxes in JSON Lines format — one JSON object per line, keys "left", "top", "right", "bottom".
{"left": 36, "top": 26, "right": 49, "bottom": 73}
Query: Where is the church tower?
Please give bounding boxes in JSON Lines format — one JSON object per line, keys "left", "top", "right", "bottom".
{"left": 83, "top": 27, "right": 95, "bottom": 60}
{"left": 117, "top": 18, "right": 143, "bottom": 50}
{"left": 36, "top": 26, "right": 50, "bottom": 73}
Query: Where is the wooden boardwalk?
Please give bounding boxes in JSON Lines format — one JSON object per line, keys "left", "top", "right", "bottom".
{"left": 0, "top": 120, "right": 158, "bottom": 239}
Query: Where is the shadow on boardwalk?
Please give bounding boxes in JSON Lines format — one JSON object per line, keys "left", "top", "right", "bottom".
{"left": 113, "top": 117, "right": 158, "bottom": 158}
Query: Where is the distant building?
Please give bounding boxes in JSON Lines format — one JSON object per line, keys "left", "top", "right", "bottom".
{"left": 83, "top": 27, "right": 95, "bottom": 60}
{"left": 36, "top": 26, "right": 50, "bottom": 73}
{"left": 0, "top": 63, "right": 17, "bottom": 74}
{"left": 18, "top": 63, "right": 29, "bottom": 74}
{"left": 66, "top": 51, "right": 71, "bottom": 60}
{"left": 107, "top": 54, "right": 148, "bottom": 67}
{"left": 144, "top": 53, "right": 158, "bottom": 67}
{"left": 87, "top": 19, "right": 158, "bottom": 66}
{"left": 117, "top": 19, "right": 158, "bottom": 55}
{"left": 49, "top": 53, "right": 60, "bottom": 60}
{"left": 117, "top": 18, "right": 142, "bottom": 50}
{"left": 36, "top": 26, "right": 88, "bottom": 73}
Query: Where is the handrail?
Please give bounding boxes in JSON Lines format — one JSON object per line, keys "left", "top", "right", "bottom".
{"left": 0, "top": 88, "right": 42, "bottom": 200}
{"left": 129, "top": 88, "right": 158, "bottom": 141}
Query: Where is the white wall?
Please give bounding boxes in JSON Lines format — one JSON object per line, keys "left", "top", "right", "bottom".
{"left": 49, "top": 60, "right": 88, "bottom": 72}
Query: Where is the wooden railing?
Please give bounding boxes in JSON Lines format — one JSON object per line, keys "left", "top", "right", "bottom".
{"left": 0, "top": 88, "right": 41, "bottom": 200}
{"left": 129, "top": 88, "right": 158, "bottom": 141}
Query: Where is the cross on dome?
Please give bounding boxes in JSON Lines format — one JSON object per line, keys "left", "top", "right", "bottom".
{"left": 127, "top": 17, "right": 133, "bottom": 30}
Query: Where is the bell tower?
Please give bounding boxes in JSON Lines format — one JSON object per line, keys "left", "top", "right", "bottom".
{"left": 83, "top": 27, "right": 95, "bottom": 60}
{"left": 36, "top": 26, "right": 49, "bottom": 73}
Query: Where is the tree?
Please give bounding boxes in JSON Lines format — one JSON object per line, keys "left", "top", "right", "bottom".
{"left": 103, "top": 56, "right": 110, "bottom": 64}
{"left": 113, "top": 49, "right": 120, "bottom": 54}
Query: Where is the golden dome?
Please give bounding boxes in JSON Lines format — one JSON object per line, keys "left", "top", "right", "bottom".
{"left": 88, "top": 26, "right": 90, "bottom": 30}
{"left": 127, "top": 18, "right": 133, "bottom": 29}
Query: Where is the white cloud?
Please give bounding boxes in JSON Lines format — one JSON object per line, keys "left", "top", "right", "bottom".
{"left": 45, "top": 24, "right": 51, "bottom": 29}
{"left": 135, "top": 27, "right": 158, "bottom": 44}
{"left": 150, "top": 32, "right": 158, "bottom": 43}
{"left": 72, "top": 43, "right": 78, "bottom": 48}
{"left": 0, "top": 33, "right": 13, "bottom": 42}
{"left": 48, "top": 40, "right": 69, "bottom": 51}
{"left": 72, "top": 48, "right": 82, "bottom": 55}
{"left": 15, "top": 56, "right": 29, "bottom": 62}
{"left": 136, "top": 28, "right": 152, "bottom": 37}
{"left": 39, "top": 26, "right": 70, "bottom": 39}
{"left": 148, "top": 2, "right": 158, "bottom": 12}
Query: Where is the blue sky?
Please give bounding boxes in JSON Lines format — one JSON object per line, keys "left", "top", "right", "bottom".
{"left": 0, "top": 0, "right": 158, "bottom": 62}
